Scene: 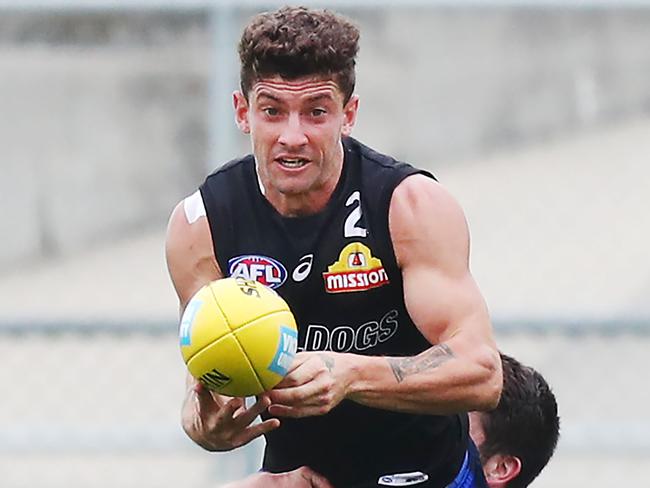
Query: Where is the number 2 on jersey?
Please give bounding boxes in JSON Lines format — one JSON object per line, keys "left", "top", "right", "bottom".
{"left": 344, "top": 191, "right": 367, "bottom": 238}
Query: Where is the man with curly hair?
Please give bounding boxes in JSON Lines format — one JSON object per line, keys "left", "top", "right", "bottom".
{"left": 166, "top": 6, "right": 502, "bottom": 487}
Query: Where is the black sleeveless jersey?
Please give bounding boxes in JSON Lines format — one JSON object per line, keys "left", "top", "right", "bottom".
{"left": 199, "top": 137, "right": 468, "bottom": 487}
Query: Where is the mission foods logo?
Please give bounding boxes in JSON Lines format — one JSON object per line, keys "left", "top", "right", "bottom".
{"left": 228, "top": 255, "right": 287, "bottom": 289}
{"left": 323, "top": 242, "right": 389, "bottom": 293}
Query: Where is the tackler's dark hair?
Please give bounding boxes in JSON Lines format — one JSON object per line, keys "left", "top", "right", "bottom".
{"left": 480, "top": 353, "right": 560, "bottom": 488}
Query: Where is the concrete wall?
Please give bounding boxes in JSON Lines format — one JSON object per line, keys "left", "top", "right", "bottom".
{"left": 353, "top": 7, "right": 650, "bottom": 161}
{"left": 0, "top": 12, "right": 209, "bottom": 269}
{"left": 2, "top": 7, "right": 650, "bottom": 270}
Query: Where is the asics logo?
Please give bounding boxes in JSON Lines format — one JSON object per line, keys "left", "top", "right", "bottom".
{"left": 292, "top": 254, "right": 313, "bottom": 282}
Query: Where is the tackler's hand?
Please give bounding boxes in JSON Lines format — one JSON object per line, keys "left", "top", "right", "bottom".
{"left": 221, "top": 466, "right": 334, "bottom": 488}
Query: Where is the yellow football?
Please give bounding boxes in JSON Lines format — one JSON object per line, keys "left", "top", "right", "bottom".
{"left": 179, "top": 277, "right": 298, "bottom": 397}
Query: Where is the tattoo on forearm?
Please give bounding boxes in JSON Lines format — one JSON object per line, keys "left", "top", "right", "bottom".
{"left": 319, "top": 354, "right": 335, "bottom": 373}
{"left": 387, "top": 344, "right": 455, "bottom": 383}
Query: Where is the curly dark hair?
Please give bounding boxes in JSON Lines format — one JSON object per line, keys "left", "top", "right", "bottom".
{"left": 479, "top": 353, "right": 560, "bottom": 488}
{"left": 238, "top": 6, "right": 360, "bottom": 103}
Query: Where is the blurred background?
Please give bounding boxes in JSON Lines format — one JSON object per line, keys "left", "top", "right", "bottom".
{"left": 1, "top": 0, "right": 649, "bottom": 486}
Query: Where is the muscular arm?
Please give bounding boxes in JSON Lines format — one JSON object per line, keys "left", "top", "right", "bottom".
{"left": 269, "top": 175, "right": 501, "bottom": 417}
{"left": 166, "top": 193, "right": 279, "bottom": 450}
{"left": 346, "top": 175, "right": 502, "bottom": 413}
{"left": 166, "top": 194, "right": 221, "bottom": 309}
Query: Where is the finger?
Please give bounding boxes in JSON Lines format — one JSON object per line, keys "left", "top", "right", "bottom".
{"left": 285, "top": 351, "right": 310, "bottom": 372}
{"left": 296, "top": 466, "right": 334, "bottom": 488}
{"left": 232, "top": 396, "right": 254, "bottom": 418}
{"left": 191, "top": 378, "right": 204, "bottom": 393}
{"left": 257, "top": 392, "right": 272, "bottom": 403}
{"left": 235, "top": 417, "right": 280, "bottom": 446}
{"left": 233, "top": 395, "right": 272, "bottom": 427}
{"left": 267, "top": 403, "right": 327, "bottom": 418}
{"left": 273, "top": 351, "right": 313, "bottom": 383}
{"left": 309, "top": 472, "right": 334, "bottom": 488}
{"left": 215, "top": 396, "right": 245, "bottom": 423}
{"left": 210, "top": 390, "right": 243, "bottom": 407}
{"left": 268, "top": 379, "right": 325, "bottom": 407}
{"left": 194, "top": 384, "right": 222, "bottom": 412}
{"left": 274, "top": 359, "right": 321, "bottom": 389}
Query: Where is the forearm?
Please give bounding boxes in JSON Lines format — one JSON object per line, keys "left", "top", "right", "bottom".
{"left": 345, "top": 337, "right": 502, "bottom": 415}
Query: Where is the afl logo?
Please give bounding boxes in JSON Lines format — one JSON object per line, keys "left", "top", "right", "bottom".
{"left": 228, "top": 255, "right": 288, "bottom": 289}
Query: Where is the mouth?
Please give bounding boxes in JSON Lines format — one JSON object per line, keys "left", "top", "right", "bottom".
{"left": 275, "top": 156, "right": 310, "bottom": 169}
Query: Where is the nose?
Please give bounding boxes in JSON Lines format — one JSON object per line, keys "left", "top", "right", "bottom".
{"left": 278, "top": 112, "right": 308, "bottom": 148}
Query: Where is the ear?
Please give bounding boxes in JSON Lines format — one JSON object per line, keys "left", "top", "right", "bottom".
{"left": 233, "top": 91, "right": 250, "bottom": 134}
{"left": 483, "top": 454, "right": 522, "bottom": 488}
{"left": 341, "top": 95, "right": 359, "bottom": 136}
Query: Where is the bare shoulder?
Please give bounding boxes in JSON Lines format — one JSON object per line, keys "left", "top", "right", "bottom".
{"left": 389, "top": 174, "right": 469, "bottom": 270}
{"left": 165, "top": 191, "right": 221, "bottom": 308}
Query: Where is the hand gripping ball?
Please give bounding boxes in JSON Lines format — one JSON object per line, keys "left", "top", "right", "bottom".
{"left": 179, "top": 277, "right": 298, "bottom": 397}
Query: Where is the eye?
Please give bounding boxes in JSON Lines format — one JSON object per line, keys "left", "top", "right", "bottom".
{"left": 311, "top": 108, "right": 327, "bottom": 117}
{"left": 263, "top": 107, "right": 279, "bottom": 116}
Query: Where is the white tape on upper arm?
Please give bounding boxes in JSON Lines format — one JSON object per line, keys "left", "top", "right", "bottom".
{"left": 183, "top": 190, "right": 206, "bottom": 224}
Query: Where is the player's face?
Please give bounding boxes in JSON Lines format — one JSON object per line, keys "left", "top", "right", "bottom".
{"left": 234, "top": 76, "right": 358, "bottom": 209}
